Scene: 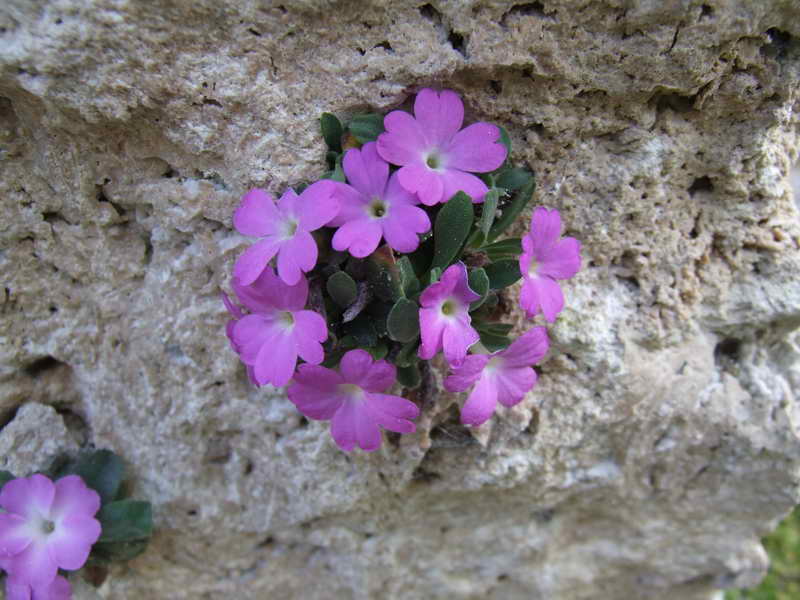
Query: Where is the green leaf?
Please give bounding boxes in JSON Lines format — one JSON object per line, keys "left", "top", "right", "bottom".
{"left": 431, "top": 192, "right": 473, "bottom": 271}
{"left": 321, "top": 153, "right": 346, "bottom": 182}
{"left": 348, "top": 113, "right": 385, "bottom": 143}
{"left": 0, "top": 470, "right": 14, "bottom": 489}
{"left": 397, "top": 363, "right": 421, "bottom": 389}
{"left": 55, "top": 450, "right": 124, "bottom": 505}
{"left": 98, "top": 500, "right": 153, "bottom": 543}
{"left": 342, "top": 314, "right": 378, "bottom": 347}
{"left": 397, "top": 256, "right": 420, "bottom": 297}
{"left": 366, "top": 246, "right": 404, "bottom": 302}
{"left": 484, "top": 260, "right": 522, "bottom": 290}
{"left": 465, "top": 228, "right": 485, "bottom": 249}
{"left": 365, "top": 342, "right": 388, "bottom": 360}
{"left": 326, "top": 271, "right": 358, "bottom": 308}
{"left": 320, "top": 113, "right": 343, "bottom": 152}
{"left": 394, "top": 338, "right": 420, "bottom": 368}
{"left": 475, "top": 321, "right": 514, "bottom": 336}
{"left": 488, "top": 173, "right": 535, "bottom": 242}
{"left": 481, "top": 237, "right": 523, "bottom": 261}
{"left": 468, "top": 268, "right": 490, "bottom": 311}
{"left": 386, "top": 298, "right": 420, "bottom": 343}
{"left": 479, "top": 330, "right": 512, "bottom": 353}
{"left": 496, "top": 167, "right": 531, "bottom": 192}
{"left": 428, "top": 267, "right": 442, "bottom": 285}
{"left": 479, "top": 188, "right": 500, "bottom": 238}
{"left": 407, "top": 234, "right": 434, "bottom": 277}
{"left": 90, "top": 539, "right": 149, "bottom": 565}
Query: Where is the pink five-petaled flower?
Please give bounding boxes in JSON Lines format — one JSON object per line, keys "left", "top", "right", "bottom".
{"left": 444, "top": 327, "right": 549, "bottom": 426}
{"left": 376, "top": 88, "right": 507, "bottom": 206}
{"left": 233, "top": 180, "right": 339, "bottom": 286}
{"left": 519, "top": 207, "right": 581, "bottom": 322}
{"left": 0, "top": 562, "right": 71, "bottom": 600}
{"left": 288, "top": 349, "right": 420, "bottom": 452}
{"left": 418, "top": 262, "right": 480, "bottom": 367}
{"left": 228, "top": 268, "right": 327, "bottom": 387}
{"left": 329, "top": 142, "right": 431, "bottom": 257}
{"left": 0, "top": 474, "right": 100, "bottom": 589}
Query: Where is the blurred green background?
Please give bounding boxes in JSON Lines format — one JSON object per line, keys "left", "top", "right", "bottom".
{"left": 726, "top": 507, "right": 800, "bottom": 599}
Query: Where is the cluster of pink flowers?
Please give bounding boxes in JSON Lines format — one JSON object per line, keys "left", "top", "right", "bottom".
{"left": 0, "top": 475, "right": 101, "bottom": 599}
{"left": 224, "top": 88, "right": 581, "bottom": 452}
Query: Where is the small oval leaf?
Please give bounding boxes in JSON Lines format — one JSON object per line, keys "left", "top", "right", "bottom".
{"left": 397, "top": 363, "right": 422, "bottom": 389}
{"left": 320, "top": 113, "right": 343, "bottom": 152}
{"left": 484, "top": 260, "right": 522, "bottom": 290}
{"left": 468, "top": 268, "right": 489, "bottom": 311}
{"left": 386, "top": 298, "right": 421, "bottom": 343}
{"left": 488, "top": 173, "right": 535, "bottom": 242}
{"left": 327, "top": 271, "right": 358, "bottom": 308}
{"left": 55, "top": 450, "right": 124, "bottom": 505}
{"left": 348, "top": 113, "right": 385, "bottom": 143}
{"left": 98, "top": 500, "right": 153, "bottom": 543}
{"left": 431, "top": 192, "right": 473, "bottom": 271}
{"left": 481, "top": 237, "right": 523, "bottom": 261}
{"left": 479, "top": 189, "right": 500, "bottom": 238}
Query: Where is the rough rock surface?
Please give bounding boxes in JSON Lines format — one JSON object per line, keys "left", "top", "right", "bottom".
{"left": 1, "top": 1, "right": 799, "bottom": 598}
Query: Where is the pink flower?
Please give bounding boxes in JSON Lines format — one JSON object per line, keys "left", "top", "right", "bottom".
{"left": 376, "top": 88, "right": 507, "bottom": 205}
{"left": 220, "top": 291, "right": 258, "bottom": 386}
{"left": 329, "top": 142, "right": 431, "bottom": 257}
{"left": 1, "top": 568, "right": 71, "bottom": 600}
{"left": 288, "top": 350, "right": 419, "bottom": 452}
{"left": 233, "top": 181, "right": 339, "bottom": 286}
{"left": 519, "top": 207, "right": 581, "bottom": 322}
{"left": 227, "top": 268, "right": 327, "bottom": 388}
{"left": 418, "top": 262, "right": 480, "bottom": 367}
{"left": 445, "top": 327, "right": 549, "bottom": 426}
{"left": 0, "top": 474, "right": 100, "bottom": 588}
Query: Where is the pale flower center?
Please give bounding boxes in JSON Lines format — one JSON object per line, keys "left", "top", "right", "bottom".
{"left": 41, "top": 519, "right": 55, "bottom": 535}
{"left": 369, "top": 197, "right": 387, "bottom": 218}
{"left": 338, "top": 383, "right": 364, "bottom": 400}
{"left": 425, "top": 150, "right": 444, "bottom": 171}
{"left": 440, "top": 299, "right": 457, "bottom": 316}
{"left": 528, "top": 256, "right": 539, "bottom": 278}
{"left": 279, "top": 311, "right": 295, "bottom": 329}
{"left": 485, "top": 356, "right": 504, "bottom": 373}
{"left": 283, "top": 219, "right": 298, "bottom": 239}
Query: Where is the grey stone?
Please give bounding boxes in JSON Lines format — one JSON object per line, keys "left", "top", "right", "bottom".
{"left": 0, "top": 0, "right": 799, "bottom": 598}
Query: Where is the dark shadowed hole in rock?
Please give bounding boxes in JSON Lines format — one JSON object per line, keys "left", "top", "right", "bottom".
{"left": 0, "top": 405, "right": 20, "bottom": 430}
{"left": 448, "top": 31, "right": 466, "bottom": 57}
{"left": 55, "top": 406, "right": 89, "bottom": 446}
{"left": 700, "top": 4, "right": 713, "bottom": 18}
{"left": 714, "top": 338, "right": 741, "bottom": 364}
{"left": 689, "top": 176, "right": 714, "bottom": 195}
{"left": 652, "top": 91, "right": 695, "bottom": 113}
{"left": 489, "top": 79, "right": 502, "bottom": 94}
{"left": 762, "top": 28, "right": 794, "bottom": 61}
{"left": 373, "top": 41, "right": 393, "bottom": 53}
{"left": 298, "top": 416, "right": 309, "bottom": 427}
{"left": 24, "top": 355, "right": 63, "bottom": 378}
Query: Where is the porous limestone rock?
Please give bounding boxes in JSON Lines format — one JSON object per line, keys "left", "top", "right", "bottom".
{"left": 1, "top": 1, "right": 799, "bottom": 598}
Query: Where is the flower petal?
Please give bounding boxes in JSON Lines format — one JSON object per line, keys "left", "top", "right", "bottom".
{"left": 4, "top": 578, "right": 30, "bottom": 600}
{"left": 500, "top": 327, "right": 549, "bottom": 368}
{"left": 528, "top": 207, "right": 562, "bottom": 254}
{"left": 50, "top": 476, "right": 100, "bottom": 522}
{"left": 328, "top": 182, "right": 368, "bottom": 227}
{"left": 339, "top": 349, "right": 373, "bottom": 384}
{"left": 8, "top": 541, "right": 57, "bottom": 588}
{"left": 253, "top": 328, "right": 297, "bottom": 387}
{"left": 538, "top": 237, "right": 582, "bottom": 280}
{"left": 277, "top": 231, "right": 317, "bottom": 285}
{"left": 40, "top": 576, "right": 71, "bottom": 600}
{"left": 364, "top": 393, "right": 419, "bottom": 433}
{"left": 444, "top": 354, "right": 489, "bottom": 392}
{"left": 460, "top": 375, "right": 498, "bottom": 426}
{"left": 48, "top": 514, "right": 100, "bottom": 570}
{"left": 0, "top": 513, "right": 32, "bottom": 557}
{"left": 396, "top": 163, "right": 444, "bottom": 206}
{"left": 297, "top": 180, "right": 340, "bottom": 231}
{"left": 330, "top": 400, "right": 382, "bottom": 452}
{"left": 381, "top": 205, "right": 430, "bottom": 253}
{"left": 358, "top": 360, "right": 396, "bottom": 393}
{"left": 445, "top": 122, "right": 506, "bottom": 173}
{"left": 414, "top": 88, "right": 464, "bottom": 146}
{"left": 418, "top": 307, "right": 446, "bottom": 360}
{"left": 276, "top": 188, "right": 300, "bottom": 220}
{"left": 520, "top": 276, "right": 564, "bottom": 322}
{"left": 376, "top": 110, "right": 426, "bottom": 166}
{"left": 288, "top": 365, "right": 344, "bottom": 420}
{"left": 233, "top": 189, "right": 280, "bottom": 237}
{"left": 439, "top": 168, "right": 490, "bottom": 204}
{"left": 343, "top": 143, "right": 389, "bottom": 198}
{"left": 233, "top": 238, "right": 281, "bottom": 286}
{"left": 0, "top": 475, "right": 54, "bottom": 520}
{"left": 449, "top": 262, "right": 481, "bottom": 304}
{"left": 221, "top": 291, "right": 243, "bottom": 320}
{"left": 495, "top": 366, "right": 537, "bottom": 407}
{"left": 293, "top": 310, "right": 328, "bottom": 365}
{"left": 332, "top": 218, "right": 382, "bottom": 258}
{"left": 235, "top": 268, "right": 309, "bottom": 312}
{"left": 232, "top": 314, "right": 276, "bottom": 365}
{"left": 442, "top": 315, "right": 479, "bottom": 368}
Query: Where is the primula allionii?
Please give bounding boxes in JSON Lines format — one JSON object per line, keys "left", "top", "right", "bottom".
{"left": 0, "top": 563, "right": 71, "bottom": 600}
{"left": 376, "top": 88, "right": 507, "bottom": 205}
{"left": 519, "top": 207, "right": 581, "bottom": 322}
{"left": 418, "top": 262, "right": 480, "bottom": 367}
{"left": 233, "top": 181, "right": 339, "bottom": 286}
{"left": 227, "top": 268, "right": 327, "bottom": 387}
{"left": 0, "top": 474, "right": 100, "bottom": 588}
{"left": 288, "top": 350, "right": 420, "bottom": 452}
{"left": 444, "top": 327, "right": 549, "bottom": 426}
{"left": 330, "top": 142, "right": 431, "bottom": 257}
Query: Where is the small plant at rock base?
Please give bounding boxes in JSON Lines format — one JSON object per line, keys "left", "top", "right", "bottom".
{"left": 223, "top": 87, "right": 582, "bottom": 452}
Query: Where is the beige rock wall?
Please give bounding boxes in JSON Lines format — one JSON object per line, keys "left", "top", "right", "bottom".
{"left": 1, "top": 1, "right": 799, "bottom": 598}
